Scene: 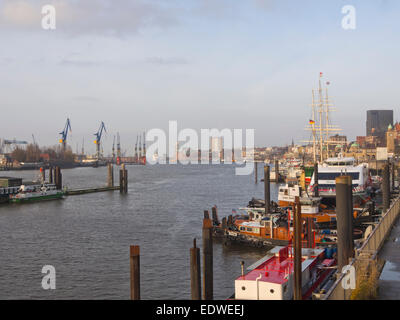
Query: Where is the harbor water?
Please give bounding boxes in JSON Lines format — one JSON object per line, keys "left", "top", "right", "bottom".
{"left": 0, "top": 164, "right": 279, "bottom": 299}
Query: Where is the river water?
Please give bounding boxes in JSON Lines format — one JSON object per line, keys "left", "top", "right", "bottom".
{"left": 0, "top": 164, "right": 279, "bottom": 299}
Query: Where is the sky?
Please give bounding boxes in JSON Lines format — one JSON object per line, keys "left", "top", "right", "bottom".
{"left": 0, "top": 0, "right": 399, "bottom": 156}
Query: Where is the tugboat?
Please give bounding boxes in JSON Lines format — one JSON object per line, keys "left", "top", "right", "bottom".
{"left": 9, "top": 184, "right": 64, "bottom": 203}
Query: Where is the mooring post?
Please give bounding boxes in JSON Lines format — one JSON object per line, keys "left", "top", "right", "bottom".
{"left": 306, "top": 217, "right": 314, "bottom": 248}
{"left": 107, "top": 163, "right": 114, "bottom": 187}
{"left": 336, "top": 176, "right": 354, "bottom": 272}
{"left": 221, "top": 217, "right": 227, "bottom": 230}
{"left": 391, "top": 161, "right": 395, "bottom": 192}
{"left": 55, "top": 167, "right": 62, "bottom": 190}
{"left": 227, "top": 215, "right": 233, "bottom": 227}
{"left": 264, "top": 165, "right": 271, "bottom": 214}
{"left": 120, "top": 164, "right": 127, "bottom": 193}
{"left": 190, "top": 239, "right": 201, "bottom": 300}
{"left": 255, "top": 161, "right": 258, "bottom": 184}
{"left": 314, "top": 163, "right": 319, "bottom": 197}
{"left": 211, "top": 206, "right": 219, "bottom": 226}
{"left": 293, "top": 197, "right": 302, "bottom": 300}
{"left": 49, "top": 166, "right": 53, "bottom": 184}
{"left": 275, "top": 160, "right": 279, "bottom": 182}
{"left": 202, "top": 217, "right": 213, "bottom": 300}
{"left": 383, "top": 163, "right": 390, "bottom": 211}
{"left": 124, "top": 166, "right": 128, "bottom": 193}
{"left": 130, "top": 245, "right": 140, "bottom": 300}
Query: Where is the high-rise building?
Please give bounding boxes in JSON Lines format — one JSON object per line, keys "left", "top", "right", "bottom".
{"left": 366, "top": 110, "right": 393, "bottom": 138}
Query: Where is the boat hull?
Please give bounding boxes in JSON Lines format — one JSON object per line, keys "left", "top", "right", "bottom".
{"left": 10, "top": 192, "right": 64, "bottom": 203}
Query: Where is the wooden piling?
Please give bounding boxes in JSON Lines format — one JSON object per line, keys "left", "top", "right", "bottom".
{"left": 202, "top": 217, "right": 213, "bottom": 300}
{"left": 130, "top": 245, "right": 140, "bottom": 300}
{"left": 264, "top": 165, "right": 270, "bottom": 214}
{"left": 211, "top": 206, "right": 219, "bottom": 225}
{"left": 293, "top": 197, "right": 302, "bottom": 300}
{"left": 391, "top": 161, "right": 395, "bottom": 192}
{"left": 119, "top": 164, "right": 128, "bottom": 193}
{"left": 336, "top": 176, "right": 354, "bottom": 271}
{"left": 227, "top": 215, "right": 233, "bottom": 227}
{"left": 190, "top": 239, "right": 201, "bottom": 300}
{"left": 314, "top": 163, "right": 319, "bottom": 197}
{"left": 306, "top": 217, "right": 314, "bottom": 248}
{"left": 221, "top": 217, "right": 227, "bottom": 230}
{"left": 275, "top": 160, "right": 279, "bottom": 181}
{"left": 382, "top": 163, "right": 390, "bottom": 211}
{"left": 49, "top": 166, "right": 53, "bottom": 184}
{"left": 55, "top": 166, "right": 62, "bottom": 190}
{"left": 107, "top": 163, "right": 114, "bottom": 187}
{"left": 255, "top": 162, "right": 258, "bottom": 184}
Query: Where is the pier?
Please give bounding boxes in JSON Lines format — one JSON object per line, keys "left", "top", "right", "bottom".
{"left": 322, "top": 191, "right": 400, "bottom": 300}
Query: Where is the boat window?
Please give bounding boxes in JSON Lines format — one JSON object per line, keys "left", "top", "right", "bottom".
{"left": 246, "top": 227, "right": 253, "bottom": 232}
{"left": 240, "top": 227, "right": 245, "bottom": 231}
{"left": 318, "top": 172, "right": 360, "bottom": 181}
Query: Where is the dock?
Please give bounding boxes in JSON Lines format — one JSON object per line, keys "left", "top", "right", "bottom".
{"left": 64, "top": 186, "right": 120, "bottom": 196}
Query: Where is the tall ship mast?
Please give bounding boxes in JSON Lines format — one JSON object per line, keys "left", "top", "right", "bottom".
{"left": 305, "top": 73, "right": 341, "bottom": 163}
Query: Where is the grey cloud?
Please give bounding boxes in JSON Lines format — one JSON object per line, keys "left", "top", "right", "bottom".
{"left": 0, "top": 0, "right": 180, "bottom": 36}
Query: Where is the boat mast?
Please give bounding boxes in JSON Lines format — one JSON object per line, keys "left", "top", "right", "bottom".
{"left": 325, "top": 84, "right": 330, "bottom": 159}
{"left": 318, "top": 74, "right": 324, "bottom": 163}
{"left": 312, "top": 89, "right": 317, "bottom": 163}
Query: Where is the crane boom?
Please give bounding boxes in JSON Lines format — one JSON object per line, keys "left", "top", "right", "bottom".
{"left": 59, "top": 118, "right": 72, "bottom": 150}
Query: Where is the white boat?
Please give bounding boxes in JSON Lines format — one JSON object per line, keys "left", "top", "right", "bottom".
{"left": 308, "top": 156, "right": 370, "bottom": 198}
{"left": 10, "top": 184, "right": 64, "bottom": 203}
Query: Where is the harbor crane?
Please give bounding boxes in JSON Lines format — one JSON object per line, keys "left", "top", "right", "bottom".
{"left": 59, "top": 118, "right": 72, "bottom": 151}
{"left": 112, "top": 135, "right": 116, "bottom": 162}
{"left": 94, "top": 121, "right": 106, "bottom": 160}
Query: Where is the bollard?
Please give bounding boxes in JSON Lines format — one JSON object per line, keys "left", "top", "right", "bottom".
{"left": 293, "top": 197, "right": 302, "bottom": 300}
{"left": 130, "top": 245, "right": 140, "bottom": 300}
{"left": 382, "top": 164, "right": 390, "bottom": 211}
{"left": 202, "top": 217, "right": 213, "bottom": 300}
{"left": 314, "top": 163, "right": 319, "bottom": 197}
{"left": 264, "top": 165, "right": 271, "bottom": 214}
{"left": 190, "top": 239, "right": 201, "bottom": 300}
{"left": 336, "top": 176, "right": 354, "bottom": 271}
{"left": 107, "top": 163, "right": 114, "bottom": 187}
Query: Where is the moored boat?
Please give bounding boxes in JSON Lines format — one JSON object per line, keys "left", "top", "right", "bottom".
{"left": 9, "top": 184, "right": 64, "bottom": 203}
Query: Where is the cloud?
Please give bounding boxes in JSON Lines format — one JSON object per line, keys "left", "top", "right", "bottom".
{"left": 0, "top": 0, "right": 179, "bottom": 36}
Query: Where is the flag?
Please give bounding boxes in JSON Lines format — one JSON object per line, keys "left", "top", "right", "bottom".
{"left": 320, "top": 72, "right": 323, "bottom": 77}
{"left": 309, "top": 119, "right": 315, "bottom": 125}
{"left": 232, "top": 209, "right": 237, "bottom": 214}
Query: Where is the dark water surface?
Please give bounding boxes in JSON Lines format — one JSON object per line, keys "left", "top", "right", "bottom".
{"left": 0, "top": 165, "right": 279, "bottom": 299}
